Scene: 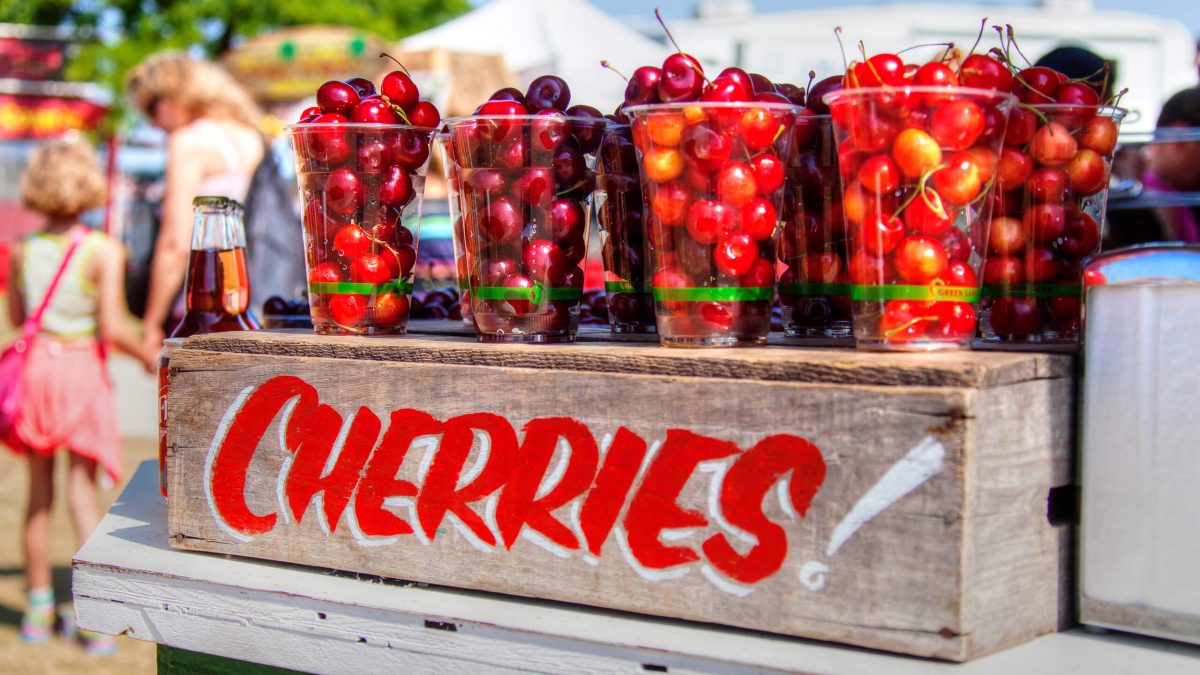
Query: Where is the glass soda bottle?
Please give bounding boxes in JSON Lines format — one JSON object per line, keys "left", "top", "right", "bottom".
{"left": 160, "top": 196, "right": 260, "bottom": 497}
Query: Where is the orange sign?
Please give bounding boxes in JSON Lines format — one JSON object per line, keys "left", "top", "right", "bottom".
{"left": 0, "top": 94, "right": 107, "bottom": 139}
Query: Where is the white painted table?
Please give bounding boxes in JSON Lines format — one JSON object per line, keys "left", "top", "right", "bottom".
{"left": 74, "top": 462, "right": 1200, "bottom": 674}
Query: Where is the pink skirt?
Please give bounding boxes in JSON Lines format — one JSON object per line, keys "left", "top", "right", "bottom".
{"left": 5, "top": 336, "right": 122, "bottom": 483}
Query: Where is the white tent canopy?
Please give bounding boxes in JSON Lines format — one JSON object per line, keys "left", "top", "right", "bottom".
{"left": 402, "top": 0, "right": 672, "bottom": 114}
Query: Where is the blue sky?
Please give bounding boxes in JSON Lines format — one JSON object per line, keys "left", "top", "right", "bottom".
{"left": 474, "top": 0, "right": 1199, "bottom": 38}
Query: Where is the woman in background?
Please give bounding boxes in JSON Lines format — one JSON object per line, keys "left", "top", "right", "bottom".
{"left": 125, "top": 52, "right": 263, "bottom": 348}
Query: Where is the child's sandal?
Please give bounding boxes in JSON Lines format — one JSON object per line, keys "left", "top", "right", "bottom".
{"left": 79, "top": 629, "right": 118, "bottom": 656}
{"left": 19, "top": 605, "right": 55, "bottom": 643}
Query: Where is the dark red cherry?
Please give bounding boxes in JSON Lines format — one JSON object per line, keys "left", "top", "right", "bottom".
{"left": 379, "top": 165, "right": 414, "bottom": 207}
{"left": 514, "top": 167, "right": 555, "bottom": 208}
{"left": 523, "top": 239, "right": 564, "bottom": 280}
{"left": 381, "top": 70, "right": 419, "bottom": 112}
{"left": 680, "top": 122, "right": 731, "bottom": 172}
{"left": 351, "top": 96, "right": 398, "bottom": 124}
{"left": 547, "top": 198, "right": 585, "bottom": 241}
{"left": 344, "top": 77, "right": 376, "bottom": 98}
{"left": 748, "top": 73, "right": 774, "bottom": 94}
{"left": 298, "top": 106, "right": 321, "bottom": 121}
{"left": 501, "top": 274, "right": 537, "bottom": 314}
{"left": 531, "top": 109, "right": 568, "bottom": 152}
{"left": 389, "top": 131, "right": 431, "bottom": 169}
{"left": 317, "top": 80, "right": 360, "bottom": 116}
{"left": 484, "top": 258, "right": 519, "bottom": 284}
{"left": 1012, "top": 66, "right": 1061, "bottom": 104}
{"left": 481, "top": 196, "right": 522, "bottom": 243}
{"left": 409, "top": 100, "right": 441, "bottom": 128}
{"left": 489, "top": 87, "right": 527, "bottom": 105}
{"left": 525, "top": 75, "right": 571, "bottom": 112}
{"left": 805, "top": 76, "right": 843, "bottom": 115}
{"left": 477, "top": 99, "right": 527, "bottom": 141}
{"left": 659, "top": 52, "right": 705, "bottom": 103}
{"left": 306, "top": 113, "right": 350, "bottom": 164}
{"left": 498, "top": 136, "right": 528, "bottom": 170}
{"left": 324, "top": 167, "right": 364, "bottom": 215}
{"left": 625, "top": 66, "right": 662, "bottom": 105}
{"left": 557, "top": 233, "right": 587, "bottom": 266}
{"left": 776, "top": 82, "right": 805, "bottom": 106}
{"left": 552, "top": 144, "right": 585, "bottom": 187}
{"left": 357, "top": 137, "right": 388, "bottom": 173}
{"left": 701, "top": 73, "right": 752, "bottom": 103}
{"left": 466, "top": 168, "right": 505, "bottom": 197}
{"left": 565, "top": 105, "right": 605, "bottom": 154}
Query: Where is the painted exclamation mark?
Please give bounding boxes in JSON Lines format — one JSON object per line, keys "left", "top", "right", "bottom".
{"left": 799, "top": 436, "right": 946, "bottom": 591}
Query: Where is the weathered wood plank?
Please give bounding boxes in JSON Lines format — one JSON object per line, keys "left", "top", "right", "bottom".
{"left": 165, "top": 333, "right": 1074, "bottom": 661}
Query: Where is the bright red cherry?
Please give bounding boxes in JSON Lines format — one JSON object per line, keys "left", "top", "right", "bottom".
{"left": 350, "top": 254, "right": 392, "bottom": 284}
{"left": 523, "top": 239, "right": 565, "bottom": 280}
{"left": 699, "top": 302, "right": 735, "bottom": 330}
{"left": 379, "top": 165, "right": 414, "bottom": 207}
{"left": 857, "top": 213, "right": 905, "bottom": 256}
{"left": 309, "top": 262, "right": 342, "bottom": 283}
{"left": 381, "top": 69, "right": 419, "bottom": 112}
{"left": 717, "top": 162, "right": 758, "bottom": 206}
{"left": 739, "top": 107, "right": 786, "bottom": 151}
{"left": 1067, "top": 149, "right": 1107, "bottom": 195}
{"left": 651, "top": 180, "right": 691, "bottom": 227}
{"left": 995, "top": 147, "right": 1034, "bottom": 191}
{"left": 307, "top": 113, "right": 351, "bottom": 164}
{"left": 858, "top": 154, "right": 900, "bottom": 194}
{"left": 929, "top": 100, "right": 985, "bottom": 151}
{"left": 848, "top": 249, "right": 894, "bottom": 285}
{"left": 701, "top": 73, "right": 753, "bottom": 104}
{"left": 740, "top": 198, "right": 777, "bottom": 240}
{"left": 514, "top": 167, "right": 554, "bottom": 207}
{"left": 1058, "top": 212, "right": 1100, "bottom": 259}
{"left": 351, "top": 97, "right": 398, "bottom": 124}
{"left": 680, "top": 123, "right": 731, "bottom": 172}
{"left": 333, "top": 224, "right": 371, "bottom": 259}
{"left": 1028, "top": 167, "right": 1070, "bottom": 203}
{"left": 1078, "top": 117, "right": 1118, "bottom": 155}
{"left": 1004, "top": 108, "right": 1038, "bottom": 146}
{"left": 329, "top": 295, "right": 367, "bottom": 326}
{"left": 740, "top": 257, "right": 774, "bottom": 287}
{"left": 481, "top": 196, "right": 522, "bottom": 243}
{"left": 501, "top": 274, "right": 537, "bottom": 314}
{"left": 373, "top": 292, "right": 409, "bottom": 325}
{"left": 298, "top": 105, "right": 321, "bottom": 121}
{"left": 1030, "top": 122, "right": 1078, "bottom": 166}
{"left": 477, "top": 99, "right": 528, "bottom": 141}
{"left": 750, "top": 153, "right": 785, "bottom": 194}
{"left": 892, "top": 128, "right": 942, "bottom": 179}
{"left": 1012, "top": 66, "right": 1062, "bottom": 104}
{"left": 389, "top": 132, "right": 431, "bottom": 170}
{"left": 893, "top": 236, "right": 949, "bottom": 284}
{"left": 904, "top": 189, "right": 953, "bottom": 236}
{"left": 941, "top": 260, "right": 978, "bottom": 287}
{"left": 849, "top": 53, "right": 905, "bottom": 87}
{"left": 914, "top": 62, "right": 959, "bottom": 101}
{"left": 324, "top": 167, "right": 364, "bottom": 215}
{"left": 389, "top": 244, "right": 416, "bottom": 278}
{"left": 941, "top": 227, "right": 972, "bottom": 263}
{"left": 1023, "top": 203, "right": 1067, "bottom": 242}
{"left": 931, "top": 152, "right": 983, "bottom": 205}
{"left": 409, "top": 100, "right": 441, "bottom": 128}
{"left": 930, "top": 301, "right": 976, "bottom": 339}
{"left": 960, "top": 54, "right": 1013, "bottom": 91}
{"left": 316, "top": 80, "right": 360, "bottom": 116}
{"left": 357, "top": 137, "right": 388, "bottom": 174}
{"left": 714, "top": 231, "right": 758, "bottom": 277}
{"left": 547, "top": 198, "right": 585, "bottom": 241}
{"left": 659, "top": 52, "right": 705, "bottom": 103}
{"left": 880, "top": 299, "right": 933, "bottom": 342}
{"left": 685, "top": 200, "right": 737, "bottom": 245}
{"left": 625, "top": 66, "right": 663, "bottom": 105}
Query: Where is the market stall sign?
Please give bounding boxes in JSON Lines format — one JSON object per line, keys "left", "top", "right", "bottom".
{"left": 222, "top": 27, "right": 389, "bottom": 102}
{"left": 0, "top": 37, "right": 67, "bottom": 81}
{"left": 0, "top": 94, "right": 106, "bottom": 139}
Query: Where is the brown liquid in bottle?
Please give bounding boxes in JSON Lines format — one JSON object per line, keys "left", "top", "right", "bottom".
{"left": 169, "top": 197, "right": 261, "bottom": 338}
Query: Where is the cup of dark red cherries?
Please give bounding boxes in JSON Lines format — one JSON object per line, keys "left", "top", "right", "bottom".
{"left": 444, "top": 76, "right": 606, "bottom": 343}
{"left": 824, "top": 49, "right": 1018, "bottom": 351}
{"left": 596, "top": 123, "right": 656, "bottom": 333}
{"left": 288, "top": 62, "right": 440, "bottom": 335}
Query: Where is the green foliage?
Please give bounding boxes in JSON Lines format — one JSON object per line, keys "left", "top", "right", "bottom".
{"left": 1, "top": 0, "right": 470, "bottom": 120}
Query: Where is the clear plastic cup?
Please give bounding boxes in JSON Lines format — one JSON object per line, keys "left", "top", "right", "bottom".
{"left": 977, "top": 105, "right": 1127, "bottom": 345}
{"left": 287, "top": 122, "right": 436, "bottom": 335}
{"left": 443, "top": 114, "right": 607, "bottom": 343}
{"left": 596, "top": 124, "right": 655, "bottom": 333}
{"left": 777, "top": 114, "right": 852, "bottom": 339}
{"left": 824, "top": 86, "right": 1017, "bottom": 351}
{"left": 437, "top": 131, "right": 473, "bottom": 323}
{"left": 624, "top": 101, "right": 801, "bottom": 347}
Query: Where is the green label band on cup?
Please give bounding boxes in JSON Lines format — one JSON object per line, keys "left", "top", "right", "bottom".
{"left": 474, "top": 283, "right": 583, "bottom": 304}
{"left": 981, "top": 284, "right": 1082, "bottom": 298}
{"left": 309, "top": 281, "right": 414, "bottom": 295}
{"left": 850, "top": 284, "right": 981, "bottom": 303}
{"left": 604, "top": 280, "right": 652, "bottom": 295}
{"left": 780, "top": 283, "right": 851, "bottom": 296}
{"left": 652, "top": 286, "right": 774, "bottom": 302}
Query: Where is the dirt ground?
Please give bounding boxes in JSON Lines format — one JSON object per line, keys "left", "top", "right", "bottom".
{"left": 0, "top": 438, "right": 157, "bottom": 674}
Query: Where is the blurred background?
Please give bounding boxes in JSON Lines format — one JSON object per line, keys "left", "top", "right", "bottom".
{"left": 0, "top": 0, "right": 1196, "bottom": 671}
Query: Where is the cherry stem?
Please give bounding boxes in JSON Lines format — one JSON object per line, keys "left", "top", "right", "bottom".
{"left": 897, "top": 42, "right": 953, "bottom": 56}
{"left": 939, "top": 43, "right": 956, "bottom": 65}
{"left": 955, "top": 17, "right": 988, "bottom": 78}
{"left": 379, "top": 52, "right": 411, "bottom": 76}
{"left": 1007, "top": 25, "right": 1034, "bottom": 68}
{"left": 883, "top": 315, "right": 940, "bottom": 338}
{"left": 806, "top": 70, "right": 816, "bottom": 92}
{"left": 655, "top": 8, "right": 684, "bottom": 55}
{"left": 857, "top": 41, "right": 888, "bottom": 88}
{"left": 1019, "top": 102, "right": 1052, "bottom": 126}
{"left": 382, "top": 95, "right": 413, "bottom": 125}
{"left": 600, "top": 60, "right": 629, "bottom": 82}
{"left": 833, "top": 27, "right": 849, "bottom": 71}
{"left": 1111, "top": 87, "right": 1129, "bottom": 108}
{"left": 891, "top": 165, "right": 947, "bottom": 223}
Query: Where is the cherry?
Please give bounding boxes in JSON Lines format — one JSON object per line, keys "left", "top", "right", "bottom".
{"left": 698, "top": 302, "right": 735, "bottom": 330}
{"left": 1030, "top": 122, "right": 1078, "bottom": 166}
{"left": 307, "top": 114, "right": 351, "bottom": 164}
{"left": 317, "top": 80, "right": 361, "bottom": 116}
{"left": 1025, "top": 246, "right": 1063, "bottom": 282}
{"left": 987, "top": 216, "right": 1026, "bottom": 255}
{"left": 1047, "top": 294, "right": 1081, "bottom": 320}
{"left": 685, "top": 200, "right": 737, "bottom": 245}
{"left": 800, "top": 251, "right": 841, "bottom": 283}
{"left": 651, "top": 180, "right": 691, "bottom": 227}
{"left": 989, "top": 296, "right": 1043, "bottom": 337}
{"left": 914, "top": 62, "right": 959, "bottom": 96}
{"left": 941, "top": 260, "right": 978, "bottom": 287}
{"left": 333, "top": 224, "right": 372, "bottom": 259}
{"left": 379, "top": 165, "right": 414, "bottom": 207}
{"left": 550, "top": 263, "right": 585, "bottom": 289}
{"left": 525, "top": 75, "right": 571, "bottom": 112}
{"left": 557, "top": 231, "right": 587, "bottom": 267}
{"left": 717, "top": 162, "right": 758, "bottom": 206}
{"left": 960, "top": 54, "right": 1012, "bottom": 91}
{"left": 298, "top": 106, "right": 321, "bottom": 121}
{"left": 1013, "top": 66, "right": 1061, "bottom": 104}
{"left": 409, "top": 100, "right": 441, "bottom": 128}
{"left": 551, "top": 144, "right": 586, "bottom": 187}
{"left": 849, "top": 111, "right": 899, "bottom": 152}
{"left": 740, "top": 257, "right": 775, "bottom": 287}
{"left": 324, "top": 167, "right": 364, "bottom": 215}
{"left": 373, "top": 292, "right": 409, "bottom": 325}
{"left": 1078, "top": 117, "right": 1118, "bottom": 155}
{"left": 523, "top": 239, "right": 565, "bottom": 280}
{"left": 893, "top": 236, "right": 949, "bottom": 284}
{"left": 514, "top": 167, "right": 555, "bottom": 207}
{"left": 983, "top": 256, "right": 1023, "bottom": 285}
{"left": 848, "top": 249, "right": 895, "bottom": 285}
{"left": 497, "top": 136, "right": 529, "bottom": 169}
{"left": 357, "top": 137, "right": 389, "bottom": 173}
{"left": 310, "top": 262, "right": 342, "bottom": 283}
{"left": 904, "top": 189, "right": 953, "bottom": 236}
{"left": 659, "top": 53, "right": 705, "bottom": 103}
{"left": 857, "top": 213, "right": 905, "bottom": 256}
{"left": 739, "top": 107, "right": 786, "bottom": 151}
{"left": 701, "top": 73, "right": 753, "bottom": 104}
{"left": 849, "top": 53, "right": 905, "bottom": 87}
{"left": 1067, "top": 149, "right": 1107, "bottom": 195}
{"left": 381, "top": 69, "right": 419, "bottom": 112}
{"left": 344, "top": 77, "right": 376, "bottom": 98}
{"left": 680, "top": 123, "right": 731, "bottom": 172}
{"left": 714, "top": 231, "right": 758, "bottom": 277}
{"left": 740, "top": 198, "right": 777, "bottom": 240}
{"left": 1054, "top": 83, "right": 1099, "bottom": 127}
{"left": 977, "top": 103, "right": 1007, "bottom": 147}
{"left": 931, "top": 152, "right": 982, "bottom": 205}
{"left": 1004, "top": 108, "right": 1038, "bottom": 147}
{"left": 857, "top": 154, "right": 900, "bottom": 194}
{"left": 625, "top": 66, "right": 663, "bottom": 105}
{"left": 1023, "top": 203, "right": 1066, "bottom": 243}
{"left": 892, "top": 128, "right": 942, "bottom": 179}
{"left": 500, "top": 274, "right": 537, "bottom": 314}
{"left": 547, "top": 198, "right": 585, "bottom": 241}
{"left": 880, "top": 299, "right": 933, "bottom": 342}
{"left": 484, "top": 258, "right": 519, "bottom": 284}
{"left": 929, "top": 100, "right": 984, "bottom": 151}
{"left": 390, "top": 244, "right": 417, "bottom": 278}
{"left": 647, "top": 111, "right": 687, "bottom": 146}
{"left": 1058, "top": 211, "right": 1100, "bottom": 259}
{"left": 995, "top": 148, "right": 1034, "bottom": 191}
{"left": 806, "top": 76, "right": 843, "bottom": 115}
{"left": 489, "top": 87, "right": 527, "bottom": 105}
{"left": 749, "top": 154, "right": 784, "bottom": 195}
{"left": 389, "top": 131, "right": 431, "bottom": 169}
{"left": 329, "top": 295, "right": 367, "bottom": 326}
{"left": 1028, "top": 167, "right": 1070, "bottom": 203}
{"left": 350, "top": 254, "right": 392, "bottom": 284}
{"left": 941, "top": 227, "right": 972, "bottom": 263}
{"left": 477, "top": 99, "right": 527, "bottom": 141}
{"left": 565, "top": 105, "right": 606, "bottom": 153}
{"left": 481, "top": 196, "right": 522, "bottom": 243}
{"left": 351, "top": 97, "right": 398, "bottom": 124}
{"left": 777, "top": 82, "right": 806, "bottom": 106}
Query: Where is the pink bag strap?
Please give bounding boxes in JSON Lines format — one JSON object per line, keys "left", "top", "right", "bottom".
{"left": 24, "top": 227, "right": 89, "bottom": 336}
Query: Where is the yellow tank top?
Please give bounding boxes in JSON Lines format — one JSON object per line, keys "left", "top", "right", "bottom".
{"left": 21, "top": 230, "right": 105, "bottom": 337}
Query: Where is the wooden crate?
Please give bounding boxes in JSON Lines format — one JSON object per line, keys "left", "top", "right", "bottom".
{"left": 165, "top": 331, "right": 1074, "bottom": 662}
